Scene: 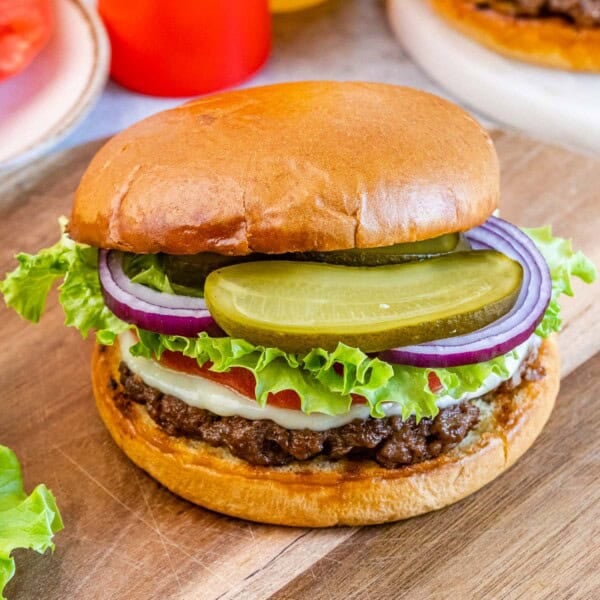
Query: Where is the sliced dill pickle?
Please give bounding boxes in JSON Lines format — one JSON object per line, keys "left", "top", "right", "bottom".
{"left": 204, "top": 251, "right": 522, "bottom": 353}
{"left": 164, "top": 253, "right": 243, "bottom": 287}
{"left": 163, "top": 234, "right": 468, "bottom": 287}
{"left": 298, "top": 233, "right": 468, "bottom": 266}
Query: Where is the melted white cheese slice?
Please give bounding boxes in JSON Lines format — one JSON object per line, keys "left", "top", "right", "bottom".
{"left": 119, "top": 331, "right": 537, "bottom": 432}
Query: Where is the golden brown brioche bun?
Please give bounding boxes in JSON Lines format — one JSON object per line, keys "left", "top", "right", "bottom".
{"left": 92, "top": 337, "right": 559, "bottom": 527}
{"left": 69, "top": 82, "right": 499, "bottom": 255}
{"left": 430, "top": 0, "right": 600, "bottom": 71}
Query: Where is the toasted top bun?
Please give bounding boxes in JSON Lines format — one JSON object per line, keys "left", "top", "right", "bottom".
{"left": 69, "top": 82, "right": 499, "bottom": 255}
{"left": 430, "top": 0, "right": 600, "bottom": 72}
{"left": 92, "top": 336, "right": 559, "bottom": 526}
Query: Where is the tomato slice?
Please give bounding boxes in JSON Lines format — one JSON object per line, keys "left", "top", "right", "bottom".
{"left": 158, "top": 350, "right": 304, "bottom": 410}
{"left": 428, "top": 371, "right": 444, "bottom": 394}
{"left": 0, "top": 0, "right": 53, "bottom": 82}
{"left": 158, "top": 351, "right": 367, "bottom": 411}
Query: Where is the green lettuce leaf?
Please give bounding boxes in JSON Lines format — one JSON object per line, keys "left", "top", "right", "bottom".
{"left": 131, "top": 331, "right": 385, "bottom": 416}
{"left": 122, "top": 253, "right": 204, "bottom": 298}
{"left": 122, "top": 253, "right": 175, "bottom": 295}
{"left": 0, "top": 221, "right": 128, "bottom": 344}
{"left": 524, "top": 226, "right": 597, "bottom": 337}
{"left": 0, "top": 219, "right": 73, "bottom": 323}
{"left": 129, "top": 331, "right": 517, "bottom": 421}
{"left": 0, "top": 446, "right": 63, "bottom": 600}
{"left": 0, "top": 221, "right": 596, "bottom": 421}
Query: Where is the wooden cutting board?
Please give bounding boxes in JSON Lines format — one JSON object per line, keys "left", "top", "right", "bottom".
{"left": 1, "top": 131, "right": 599, "bottom": 600}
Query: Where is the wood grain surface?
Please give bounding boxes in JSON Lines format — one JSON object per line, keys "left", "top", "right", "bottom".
{"left": 0, "top": 131, "right": 598, "bottom": 600}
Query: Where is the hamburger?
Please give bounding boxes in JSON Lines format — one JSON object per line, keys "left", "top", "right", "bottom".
{"left": 429, "top": 0, "right": 600, "bottom": 71}
{"left": 0, "top": 82, "right": 595, "bottom": 527}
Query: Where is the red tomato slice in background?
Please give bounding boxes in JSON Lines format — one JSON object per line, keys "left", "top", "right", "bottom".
{"left": 0, "top": 0, "right": 53, "bottom": 82}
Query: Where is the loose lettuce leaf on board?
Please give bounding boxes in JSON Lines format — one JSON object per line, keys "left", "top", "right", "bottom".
{"left": 0, "top": 446, "right": 63, "bottom": 600}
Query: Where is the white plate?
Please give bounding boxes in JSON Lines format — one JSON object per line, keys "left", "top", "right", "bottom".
{"left": 0, "top": 0, "right": 109, "bottom": 170}
{"left": 387, "top": 0, "right": 600, "bottom": 155}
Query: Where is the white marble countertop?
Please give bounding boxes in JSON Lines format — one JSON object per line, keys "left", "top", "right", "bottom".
{"left": 57, "top": 0, "right": 492, "bottom": 152}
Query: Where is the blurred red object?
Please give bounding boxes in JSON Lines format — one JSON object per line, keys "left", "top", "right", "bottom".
{"left": 98, "top": 0, "right": 271, "bottom": 97}
{"left": 0, "top": 0, "right": 53, "bottom": 82}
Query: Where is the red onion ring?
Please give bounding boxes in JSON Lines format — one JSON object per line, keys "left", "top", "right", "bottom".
{"left": 380, "top": 217, "right": 552, "bottom": 367}
{"left": 105, "top": 251, "right": 208, "bottom": 311}
{"left": 99, "top": 250, "right": 220, "bottom": 336}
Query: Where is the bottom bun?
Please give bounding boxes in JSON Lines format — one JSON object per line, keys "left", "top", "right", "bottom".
{"left": 92, "top": 337, "right": 560, "bottom": 527}
{"left": 430, "top": 0, "right": 600, "bottom": 72}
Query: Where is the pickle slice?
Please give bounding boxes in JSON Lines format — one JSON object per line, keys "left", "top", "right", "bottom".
{"left": 164, "top": 233, "right": 468, "bottom": 288}
{"left": 164, "top": 253, "right": 243, "bottom": 287}
{"left": 298, "top": 233, "right": 468, "bottom": 266}
{"left": 204, "top": 251, "right": 522, "bottom": 353}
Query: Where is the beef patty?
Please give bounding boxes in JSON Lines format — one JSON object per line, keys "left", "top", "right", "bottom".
{"left": 114, "top": 352, "right": 544, "bottom": 469}
{"left": 478, "top": 0, "right": 600, "bottom": 27}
